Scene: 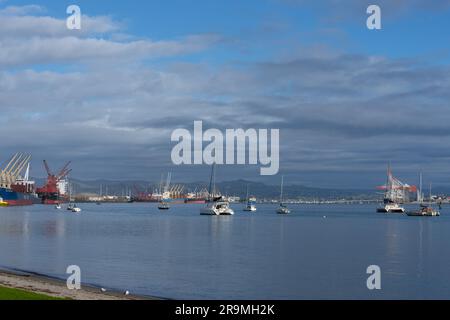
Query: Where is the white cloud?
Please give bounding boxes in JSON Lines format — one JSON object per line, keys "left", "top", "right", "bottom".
{"left": 0, "top": 4, "right": 449, "bottom": 186}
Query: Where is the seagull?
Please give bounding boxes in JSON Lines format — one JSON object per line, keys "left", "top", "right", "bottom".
{"left": 101, "top": 288, "right": 107, "bottom": 292}
{"left": 124, "top": 290, "right": 130, "bottom": 296}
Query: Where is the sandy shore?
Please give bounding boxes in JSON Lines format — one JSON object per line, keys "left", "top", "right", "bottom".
{"left": 0, "top": 270, "right": 157, "bottom": 300}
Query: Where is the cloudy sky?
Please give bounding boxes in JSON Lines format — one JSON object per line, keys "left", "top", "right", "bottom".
{"left": 1, "top": 0, "right": 450, "bottom": 188}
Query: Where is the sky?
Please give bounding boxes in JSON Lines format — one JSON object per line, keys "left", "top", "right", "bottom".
{"left": 1, "top": 0, "right": 450, "bottom": 188}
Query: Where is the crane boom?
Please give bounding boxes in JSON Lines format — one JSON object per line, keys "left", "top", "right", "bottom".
{"left": 43, "top": 160, "right": 52, "bottom": 176}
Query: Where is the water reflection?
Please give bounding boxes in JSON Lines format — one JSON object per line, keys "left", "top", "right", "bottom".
{"left": 0, "top": 204, "right": 449, "bottom": 299}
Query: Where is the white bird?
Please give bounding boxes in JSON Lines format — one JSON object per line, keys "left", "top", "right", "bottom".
{"left": 101, "top": 288, "right": 106, "bottom": 292}
{"left": 124, "top": 290, "right": 130, "bottom": 296}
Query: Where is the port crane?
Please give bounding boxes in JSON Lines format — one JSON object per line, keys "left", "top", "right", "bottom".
{"left": 36, "top": 160, "right": 72, "bottom": 204}
{"left": 0, "top": 153, "right": 32, "bottom": 189}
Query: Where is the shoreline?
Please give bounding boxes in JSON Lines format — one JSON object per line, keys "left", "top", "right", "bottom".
{"left": 0, "top": 269, "right": 160, "bottom": 300}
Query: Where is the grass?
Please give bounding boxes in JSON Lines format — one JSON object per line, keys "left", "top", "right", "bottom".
{"left": 0, "top": 285, "right": 64, "bottom": 300}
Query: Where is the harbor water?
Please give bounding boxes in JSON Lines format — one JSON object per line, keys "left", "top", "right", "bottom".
{"left": 0, "top": 203, "right": 449, "bottom": 299}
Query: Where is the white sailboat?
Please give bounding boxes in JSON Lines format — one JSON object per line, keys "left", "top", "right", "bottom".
{"left": 200, "top": 164, "right": 234, "bottom": 216}
{"left": 67, "top": 179, "right": 81, "bottom": 213}
{"left": 376, "top": 165, "right": 406, "bottom": 214}
{"left": 243, "top": 185, "right": 257, "bottom": 212}
{"left": 407, "top": 177, "right": 440, "bottom": 217}
{"left": 158, "top": 173, "right": 171, "bottom": 211}
{"left": 276, "top": 176, "right": 290, "bottom": 214}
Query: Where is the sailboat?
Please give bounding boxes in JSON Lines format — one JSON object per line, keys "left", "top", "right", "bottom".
{"left": 243, "top": 185, "right": 257, "bottom": 212}
{"left": 276, "top": 176, "right": 290, "bottom": 214}
{"left": 200, "top": 164, "right": 234, "bottom": 216}
{"left": 376, "top": 165, "right": 406, "bottom": 213}
{"left": 158, "top": 173, "right": 171, "bottom": 211}
{"left": 407, "top": 176, "right": 440, "bottom": 217}
{"left": 66, "top": 179, "right": 81, "bottom": 213}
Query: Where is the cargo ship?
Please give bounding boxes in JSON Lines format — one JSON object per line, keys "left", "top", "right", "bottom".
{"left": 0, "top": 187, "right": 38, "bottom": 206}
{"left": 0, "top": 153, "right": 38, "bottom": 206}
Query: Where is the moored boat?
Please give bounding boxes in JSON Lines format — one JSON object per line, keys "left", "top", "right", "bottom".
{"left": 376, "top": 199, "right": 405, "bottom": 213}
{"left": 200, "top": 164, "right": 234, "bottom": 216}
{"left": 158, "top": 202, "right": 170, "bottom": 210}
{"left": 376, "top": 165, "right": 413, "bottom": 214}
{"left": 277, "top": 176, "right": 291, "bottom": 214}
{"left": 406, "top": 178, "right": 440, "bottom": 217}
{"left": 243, "top": 186, "right": 257, "bottom": 212}
{"left": 406, "top": 205, "right": 440, "bottom": 217}
{"left": 200, "top": 198, "right": 234, "bottom": 215}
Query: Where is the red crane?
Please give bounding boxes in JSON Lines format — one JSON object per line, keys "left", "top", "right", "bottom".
{"left": 36, "top": 160, "right": 72, "bottom": 204}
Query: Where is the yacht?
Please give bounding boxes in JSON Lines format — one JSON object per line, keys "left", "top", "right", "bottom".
{"left": 158, "top": 201, "right": 170, "bottom": 210}
{"left": 71, "top": 204, "right": 81, "bottom": 213}
{"left": 277, "top": 203, "right": 291, "bottom": 215}
{"left": 407, "top": 178, "right": 440, "bottom": 217}
{"left": 376, "top": 199, "right": 405, "bottom": 213}
{"left": 406, "top": 205, "right": 440, "bottom": 217}
{"left": 200, "top": 164, "right": 234, "bottom": 216}
{"left": 276, "top": 176, "right": 291, "bottom": 214}
{"left": 376, "top": 165, "right": 406, "bottom": 214}
{"left": 244, "top": 201, "right": 257, "bottom": 212}
{"left": 243, "top": 186, "right": 257, "bottom": 212}
{"left": 200, "top": 198, "right": 234, "bottom": 216}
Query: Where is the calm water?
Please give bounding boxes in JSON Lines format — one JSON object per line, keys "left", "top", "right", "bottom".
{"left": 0, "top": 203, "right": 449, "bottom": 299}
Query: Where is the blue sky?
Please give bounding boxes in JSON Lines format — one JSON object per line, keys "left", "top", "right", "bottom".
{"left": 9, "top": 0, "right": 450, "bottom": 63}
{"left": 1, "top": 0, "right": 450, "bottom": 188}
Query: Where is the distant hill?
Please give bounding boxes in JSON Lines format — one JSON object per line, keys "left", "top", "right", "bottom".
{"left": 30, "top": 177, "right": 378, "bottom": 200}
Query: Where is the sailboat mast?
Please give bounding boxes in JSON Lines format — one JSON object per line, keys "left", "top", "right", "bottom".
{"left": 386, "top": 163, "right": 391, "bottom": 200}
{"left": 208, "top": 163, "right": 216, "bottom": 200}
{"left": 419, "top": 172, "right": 423, "bottom": 203}
{"left": 429, "top": 182, "right": 432, "bottom": 206}
{"left": 280, "top": 176, "right": 284, "bottom": 204}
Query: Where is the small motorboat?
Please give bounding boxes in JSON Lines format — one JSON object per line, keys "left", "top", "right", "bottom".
{"left": 55, "top": 204, "right": 62, "bottom": 209}
{"left": 71, "top": 205, "right": 81, "bottom": 213}
{"left": 406, "top": 205, "right": 440, "bottom": 217}
{"left": 158, "top": 202, "right": 170, "bottom": 210}
{"left": 277, "top": 204, "right": 291, "bottom": 215}
{"left": 243, "top": 203, "right": 257, "bottom": 212}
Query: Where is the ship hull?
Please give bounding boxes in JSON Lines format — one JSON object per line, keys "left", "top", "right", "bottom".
{"left": 0, "top": 187, "right": 36, "bottom": 206}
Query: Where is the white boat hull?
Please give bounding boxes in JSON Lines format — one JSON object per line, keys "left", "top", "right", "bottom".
{"left": 200, "top": 201, "right": 234, "bottom": 216}
{"left": 377, "top": 204, "right": 405, "bottom": 213}
{"left": 277, "top": 206, "right": 291, "bottom": 214}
